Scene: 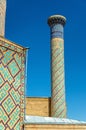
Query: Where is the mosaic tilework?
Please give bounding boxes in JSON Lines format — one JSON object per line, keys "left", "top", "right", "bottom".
{"left": 0, "top": 0, "right": 6, "bottom": 36}
{"left": 0, "top": 38, "right": 26, "bottom": 130}
{"left": 51, "top": 38, "right": 66, "bottom": 118}
{"left": 51, "top": 24, "right": 63, "bottom": 39}
{"left": 48, "top": 16, "right": 66, "bottom": 118}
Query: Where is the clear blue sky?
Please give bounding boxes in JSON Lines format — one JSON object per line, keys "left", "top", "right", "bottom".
{"left": 5, "top": 0, "right": 86, "bottom": 121}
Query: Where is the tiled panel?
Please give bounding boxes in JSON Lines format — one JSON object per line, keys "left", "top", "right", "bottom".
{"left": 0, "top": 39, "right": 26, "bottom": 130}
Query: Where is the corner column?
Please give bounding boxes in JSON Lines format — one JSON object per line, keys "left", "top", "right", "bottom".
{"left": 0, "top": 0, "right": 6, "bottom": 36}
{"left": 48, "top": 15, "right": 66, "bottom": 118}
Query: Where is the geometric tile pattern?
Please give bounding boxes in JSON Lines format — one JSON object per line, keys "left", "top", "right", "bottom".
{"left": 48, "top": 19, "right": 66, "bottom": 118}
{"left": 51, "top": 38, "right": 66, "bottom": 118}
{"left": 0, "top": 38, "right": 26, "bottom": 130}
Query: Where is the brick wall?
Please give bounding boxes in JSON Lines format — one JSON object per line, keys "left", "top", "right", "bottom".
{"left": 24, "top": 124, "right": 86, "bottom": 130}
{"left": 26, "top": 97, "right": 51, "bottom": 116}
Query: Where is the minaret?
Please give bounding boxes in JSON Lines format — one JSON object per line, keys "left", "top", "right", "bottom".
{"left": 0, "top": 0, "right": 6, "bottom": 36}
{"left": 48, "top": 15, "right": 66, "bottom": 118}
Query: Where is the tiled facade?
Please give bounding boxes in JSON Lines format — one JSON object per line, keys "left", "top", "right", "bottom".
{"left": 0, "top": 37, "right": 26, "bottom": 130}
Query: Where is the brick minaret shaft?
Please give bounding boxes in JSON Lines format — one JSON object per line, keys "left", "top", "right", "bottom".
{"left": 0, "top": 0, "right": 6, "bottom": 36}
{"left": 48, "top": 15, "right": 66, "bottom": 118}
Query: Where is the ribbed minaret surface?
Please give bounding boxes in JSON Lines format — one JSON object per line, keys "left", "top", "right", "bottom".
{"left": 0, "top": 0, "right": 6, "bottom": 36}
{"left": 48, "top": 15, "right": 66, "bottom": 118}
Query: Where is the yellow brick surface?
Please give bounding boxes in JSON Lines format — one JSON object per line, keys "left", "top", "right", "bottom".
{"left": 24, "top": 124, "right": 86, "bottom": 130}
{"left": 26, "top": 97, "right": 51, "bottom": 116}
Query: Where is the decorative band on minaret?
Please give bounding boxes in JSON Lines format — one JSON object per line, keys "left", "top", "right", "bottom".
{"left": 48, "top": 15, "right": 66, "bottom": 118}
{"left": 0, "top": 0, "right": 6, "bottom": 36}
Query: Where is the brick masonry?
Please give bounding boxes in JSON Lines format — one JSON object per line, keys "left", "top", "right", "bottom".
{"left": 26, "top": 97, "right": 51, "bottom": 117}
{"left": 24, "top": 124, "right": 86, "bottom": 130}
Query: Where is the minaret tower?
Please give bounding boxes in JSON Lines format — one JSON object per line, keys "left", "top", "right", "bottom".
{"left": 48, "top": 15, "right": 66, "bottom": 118}
{"left": 0, "top": 0, "right": 6, "bottom": 36}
